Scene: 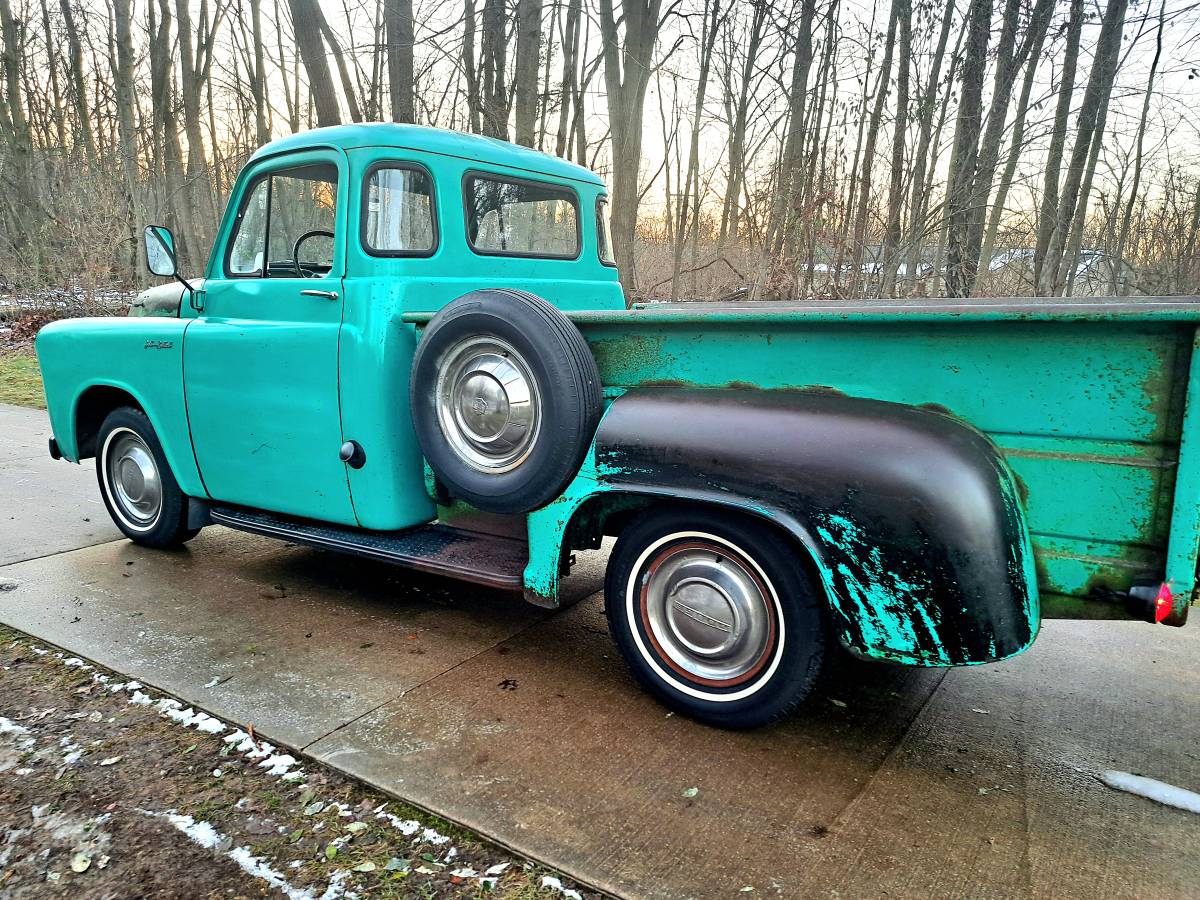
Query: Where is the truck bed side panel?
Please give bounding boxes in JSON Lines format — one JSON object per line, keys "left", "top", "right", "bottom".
{"left": 576, "top": 317, "right": 1195, "bottom": 605}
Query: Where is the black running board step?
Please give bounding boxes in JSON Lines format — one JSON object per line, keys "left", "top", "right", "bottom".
{"left": 209, "top": 505, "right": 528, "bottom": 591}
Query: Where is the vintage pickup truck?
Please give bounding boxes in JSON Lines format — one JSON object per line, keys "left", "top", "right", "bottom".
{"left": 36, "top": 124, "right": 1196, "bottom": 728}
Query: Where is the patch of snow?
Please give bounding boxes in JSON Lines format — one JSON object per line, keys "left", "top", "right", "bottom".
{"left": 58, "top": 737, "right": 83, "bottom": 766}
{"left": 419, "top": 826, "right": 450, "bottom": 846}
{"left": 142, "top": 810, "right": 320, "bottom": 900}
{"left": 29, "top": 646, "right": 47, "bottom": 656}
{"left": 258, "top": 753, "right": 298, "bottom": 777}
{"left": 62, "top": 657, "right": 92, "bottom": 671}
{"left": 223, "top": 729, "right": 275, "bottom": 759}
{"left": 160, "top": 705, "right": 225, "bottom": 735}
{"left": 203, "top": 677, "right": 220, "bottom": 688}
{"left": 1100, "top": 770, "right": 1200, "bottom": 815}
{"left": 229, "top": 846, "right": 318, "bottom": 900}
{"left": 0, "top": 717, "right": 29, "bottom": 736}
{"left": 541, "top": 875, "right": 583, "bottom": 900}
{"left": 450, "top": 867, "right": 478, "bottom": 878}
{"left": 373, "top": 808, "right": 420, "bottom": 836}
{"left": 317, "top": 869, "right": 358, "bottom": 900}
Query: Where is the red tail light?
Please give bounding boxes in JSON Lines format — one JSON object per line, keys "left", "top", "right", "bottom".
{"left": 1154, "top": 583, "right": 1173, "bottom": 623}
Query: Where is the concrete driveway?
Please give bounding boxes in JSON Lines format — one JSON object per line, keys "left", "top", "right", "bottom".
{"left": 1, "top": 402, "right": 1198, "bottom": 898}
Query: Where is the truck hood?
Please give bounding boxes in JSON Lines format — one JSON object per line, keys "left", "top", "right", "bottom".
{"left": 128, "top": 279, "right": 205, "bottom": 318}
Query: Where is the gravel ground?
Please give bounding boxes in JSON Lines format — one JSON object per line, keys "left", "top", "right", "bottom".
{"left": 0, "top": 624, "right": 594, "bottom": 899}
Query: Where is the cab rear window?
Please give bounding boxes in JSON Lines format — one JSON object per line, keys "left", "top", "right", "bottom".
{"left": 362, "top": 164, "right": 436, "bottom": 256}
{"left": 464, "top": 175, "right": 579, "bottom": 259}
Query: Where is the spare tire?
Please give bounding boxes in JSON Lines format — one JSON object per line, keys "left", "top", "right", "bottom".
{"left": 410, "top": 289, "right": 602, "bottom": 514}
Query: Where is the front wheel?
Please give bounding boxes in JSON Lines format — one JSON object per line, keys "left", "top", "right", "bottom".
{"left": 95, "top": 407, "right": 197, "bottom": 548}
{"left": 604, "top": 507, "right": 826, "bottom": 729}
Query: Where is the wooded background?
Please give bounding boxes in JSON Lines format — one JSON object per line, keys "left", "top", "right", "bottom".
{"left": 1, "top": 0, "right": 1199, "bottom": 306}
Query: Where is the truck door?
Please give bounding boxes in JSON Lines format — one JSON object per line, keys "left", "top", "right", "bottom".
{"left": 184, "top": 148, "right": 356, "bottom": 525}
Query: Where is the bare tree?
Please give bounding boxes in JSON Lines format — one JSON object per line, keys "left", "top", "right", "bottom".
{"left": 480, "top": 0, "right": 508, "bottom": 138}
{"left": 1036, "top": 0, "right": 1129, "bottom": 297}
{"left": 878, "top": 0, "right": 910, "bottom": 297}
{"left": 385, "top": 0, "right": 415, "bottom": 122}
{"left": 288, "top": 0, "right": 341, "bottom": 127}
{"left": 943, "top": 0, "right": 990, "bottom": 298}
{"left": 513, "top": 0, "right": 543, "bottom": 146}
{"left": 1112, "top": 0, "right": 1166, "bottom": 295}
{"left": 598, "top": 0, "right": 666, "bottom": 295}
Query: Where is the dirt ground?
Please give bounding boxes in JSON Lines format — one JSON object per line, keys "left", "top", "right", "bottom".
{"left": 0, "top": 624, "right": 593, "bottom": 900}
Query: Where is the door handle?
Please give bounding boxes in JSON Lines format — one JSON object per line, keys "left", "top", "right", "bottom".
{"left": 300, "top": 289, "right": 339, "bottom": 301}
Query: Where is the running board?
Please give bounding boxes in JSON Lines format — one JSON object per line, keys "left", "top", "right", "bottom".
{"left": 209, "top": 505, "right": 527, "bottom": 591}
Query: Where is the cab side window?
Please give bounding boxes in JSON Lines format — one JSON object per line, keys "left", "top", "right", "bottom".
{"left": 228, "top": 178, "right": 269, "bottom": 275}
{"left": 362, "top": 164, "right": 436, "bottom": 256}
{"left": 465, "top": 174, "right": 579, "bottom": 259}
{"left": 225, "top": 163, "right": 339, "bottom": 278}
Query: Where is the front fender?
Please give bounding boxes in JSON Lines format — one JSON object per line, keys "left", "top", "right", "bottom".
{"left": 530, "top": 388, "right": 1038, "bottom": 666}
{"left": 35, "top": 317, "right": 205, "bottom": 497}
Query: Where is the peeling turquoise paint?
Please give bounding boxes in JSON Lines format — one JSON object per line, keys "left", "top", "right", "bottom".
{"left": 814, "top": 514, "right": 952, "bottom": 665}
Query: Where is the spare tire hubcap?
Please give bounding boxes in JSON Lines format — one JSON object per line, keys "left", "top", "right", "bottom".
{"left": 436, "top": 337, "right": 540, "bottom": 473}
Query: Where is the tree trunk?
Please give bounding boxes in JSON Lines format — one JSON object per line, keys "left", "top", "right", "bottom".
{"left": 111, "top": 0, "right": 142, "bottom": 266}
{"left": 718, "top": 1, "right": 768, "bottom": 247}
{"left": 175, "top": 0, "right": 217, "bottom": 238}
{"left": 554, "top": 0, "right": 581, "bottom": 157}
{"left": 670, "top": 0, "right": 720, "bottom": 299}
{"left": 462, "top": 0, "right": 481, "bottom": 132}
{"left": 903, "top": 0, "right": 955, "bottom": 289}
{"left": 288, "top": 0, "right": 341, "bottom": 127}
{"left": 962, "top": 0, "right": 1047, "bottom": 291}
{"left": 1037, "top": 0, "right": 1128, "bottom": 296}
{"left": 57, "top": 0, "right": 97, "bottom": 165}
{"left": 978, "top": 0, "right": 1053, "bottom": 273}
{"left": 769, "top": 0, "right": 816, "bottom": 263}
{"left": 513, "top": 0, "right": 542, "bottom": 146}
{"left": 943, "top": 0, "right": 990, "bottom": 298}
{"left": 598, "top": 0, "right": 665, "bottom": 297}
{"left": 878, "top": 0, "right": 911, "bottom": 297}
{"left": 847, "top": 0, "right": 900, "bottom": 298}
{"left": 249, "top": 0, "right": 271, "bottom": 144}
{"left": 1111, "top": 0, "right": 1164, "bottom": 295}
{"left": 1032, "top": 0, "right": 1084, "bottom": 293}
{"left": 480, "top": 0, "right": 508, "bottom": 137}
{"left": 319, "top": 14, "right": 364, "bottom": 122}
{"left": 384, "top": 0, "right": 414, "bottom": 122}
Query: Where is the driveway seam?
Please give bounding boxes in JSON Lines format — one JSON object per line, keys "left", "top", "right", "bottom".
{"left": 0, "top": 538, "right": 127, "bottom": 570}
{"left": 821, "top": 668, "right": 949, "bottom": 836}
{"left": 301, "top": 611, "right": 554, "bottom": 752}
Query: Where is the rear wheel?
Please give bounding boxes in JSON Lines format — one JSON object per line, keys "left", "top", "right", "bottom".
{"left": 95, "top": 407, "right": 197, "bottom": 548}
{"left": 604, "top": 507, "right": 826, "bottom": 729}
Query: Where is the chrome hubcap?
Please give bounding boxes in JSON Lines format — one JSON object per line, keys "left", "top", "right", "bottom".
{"left": 643, "top": 544, "right": 774, "bottom": 684}
{"left": 435, "top": 337, "right": 540, "bottom": 473}
{"left": 105, "top": 430, "right": 162, "bottom": 528}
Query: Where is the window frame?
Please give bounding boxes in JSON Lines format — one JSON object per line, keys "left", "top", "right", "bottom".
{"left": 221, "top": 160, "right": 341, "bottom": 280}
{"left": 461, "top": 170, "right": 582, "bottom": 261}
{"left": 596, "top": 194, "right": 616, "bottom": 268}
{"left": 223, "top": 172, "right": 271, "bottom": 279}
{"left": 359, "top": 159, "right": 440, "bottom": 259}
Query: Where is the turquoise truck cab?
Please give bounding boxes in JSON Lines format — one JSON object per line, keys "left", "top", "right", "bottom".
{"left": 36, "top": 124, "right": 1197, "bottom": 729}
